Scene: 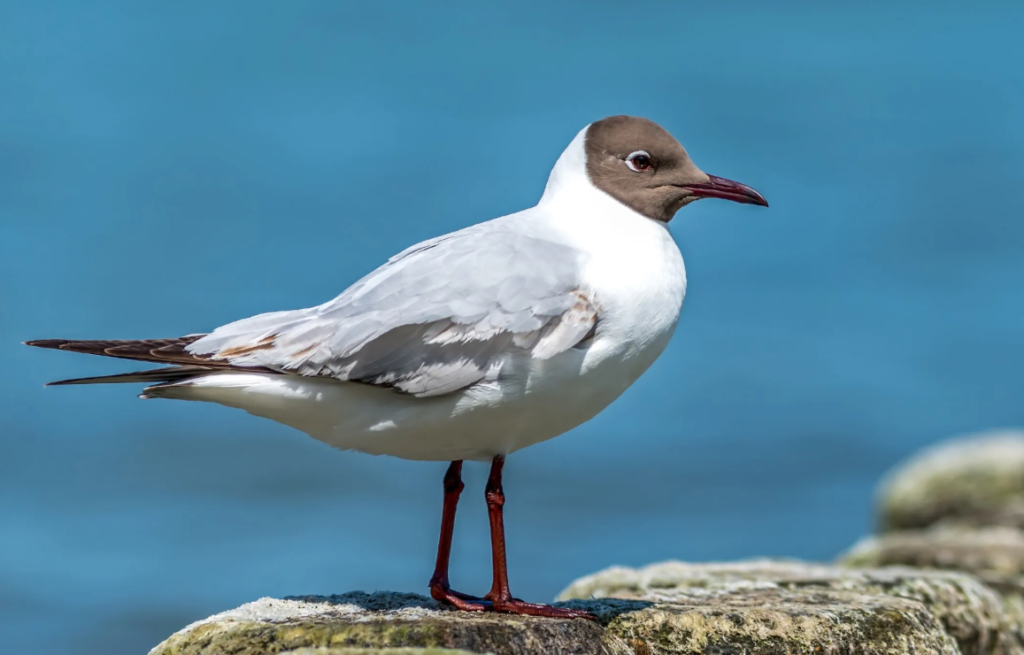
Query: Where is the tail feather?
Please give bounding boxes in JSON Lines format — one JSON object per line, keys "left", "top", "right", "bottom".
{"left": 25, "top": 335, "right": 274, "bottom": 389}
{"left": 45, "top": 365, "right": 218, "bottom": 387}
{"left": 24, "top": 336, "right": 208, "bottom": 365}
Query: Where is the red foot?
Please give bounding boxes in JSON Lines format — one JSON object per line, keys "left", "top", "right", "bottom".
{"left": 430, "top": 583, "right": 595, "bottom": 620}
{"left": 429, "top": 582, "right": 487, "bottom": 611}
{"left": 489, "top": 597, "right": 595, "bottom": 620}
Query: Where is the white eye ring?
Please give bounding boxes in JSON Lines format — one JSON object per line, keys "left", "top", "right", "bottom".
{"left": 625, "top": 151, "right": 653, "bottom": 172}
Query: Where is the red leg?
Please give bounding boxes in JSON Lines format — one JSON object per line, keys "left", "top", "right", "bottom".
{"left": 428, "top": 461, "right": 486, "bottom": 609}
{"left": 481, "top": 456, "right": 595, "bottom": 620}
{"left": 428, "top": 457, "right": 593, "bottom": 620}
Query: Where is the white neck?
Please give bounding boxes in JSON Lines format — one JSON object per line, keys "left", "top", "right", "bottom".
{"left": 539, "top": 125, "right": 591, "bottom": 205}
{"left": 536, "top": 124, "right": 670, "bottom": 244}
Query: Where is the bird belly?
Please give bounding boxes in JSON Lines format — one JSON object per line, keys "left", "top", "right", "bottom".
{"left": 158, "top": 331, "right": 671, "bottom": 462}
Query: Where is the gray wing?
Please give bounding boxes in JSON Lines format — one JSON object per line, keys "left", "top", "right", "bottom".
{"left": 187, "top": 221, "right": 599, "bottom": 397}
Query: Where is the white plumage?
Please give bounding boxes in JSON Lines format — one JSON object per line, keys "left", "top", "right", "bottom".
{"left": 150, "top": 126, "right": 688, "bottom": 461}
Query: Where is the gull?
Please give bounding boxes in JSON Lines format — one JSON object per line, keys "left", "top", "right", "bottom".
{"left": 26, "top": 115, "right": 767, "bottom": 619}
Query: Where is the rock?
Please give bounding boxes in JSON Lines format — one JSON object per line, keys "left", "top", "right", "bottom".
{"left": 281, "top": 649, "right": 478, "bottom": 655}
{"left": 280, "top": 646, "right": 479, "bottom": 650}
{"left": 558, "top": 559, "right": 1021, "bottom": 655}
{"left": 841, "top": 525, "right": 1024, "bottom": 640}
{"left": 149, "top": 592, "right": 623, "bottom": 655}
{"left": 843, "top": 526, "right": 1024, "bottom": 580}
{"left": 599, "top": 589, "right": 955, "bottom": 655}
{"left": 153, "top": 564, "right": 982, "bottom": 655}
{"left": 878, "top": 430, "right": 1024, "bottom": 532}
{"left": 847, "top": 429, "right": 1024, "bottom": 650}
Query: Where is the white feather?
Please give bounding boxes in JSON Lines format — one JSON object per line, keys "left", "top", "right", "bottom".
{"left": 154, "top": 126, "right": 686, "bottom": 461}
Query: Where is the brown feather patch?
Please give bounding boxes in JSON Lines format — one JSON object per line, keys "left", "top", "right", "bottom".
{"left": 216, "top": 334, "right": 277, "bottom": 358}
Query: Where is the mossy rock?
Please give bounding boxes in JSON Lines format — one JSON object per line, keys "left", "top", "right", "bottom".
{"left": 281, "top": 649, "right": 480, "bottom": 655}
{"left": 841, "top": 526, "right": 1024, "bottom": 638}
{"left": 281, "top": 649, "right": 479, "bottom": 655}
{"left": 843, "top": 527, "right": 1024, "bottom": 580}
{"left": 558, "top": 559, "right": 1022, "bottom": 655}
{"left": 152, "top": 581, "right": 965, "bottom": 655}
{"left": 150, "top": 592, "right": 622, "bottom": 655}
{"left": 878, "top": 430, "right": 1024, "bottom": 532}
{"left": 599, "top": 590, "right": 954, "bottom": 655}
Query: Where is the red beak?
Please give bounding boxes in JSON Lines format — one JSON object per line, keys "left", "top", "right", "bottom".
{"left": 681, "top": 175, "right": 768, "bottom": 207}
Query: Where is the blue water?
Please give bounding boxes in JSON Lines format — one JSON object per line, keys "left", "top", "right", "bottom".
{"left": 2, "top": 2, "right": 1024, "bottom": 653}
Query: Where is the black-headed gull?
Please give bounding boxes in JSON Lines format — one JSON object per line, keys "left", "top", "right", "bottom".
{"left": 27, "top": 115, "right": 767, "bottom": 619}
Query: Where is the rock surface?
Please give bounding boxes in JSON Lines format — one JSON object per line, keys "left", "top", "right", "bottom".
{"left": 281, "top": 650, "right": 477, "bottom": 655}
{"left": 151, "top": 562, "right": 1007, "bottom": 655}
{"left": 559, "top": 559, "right": 1021, "bottom": 655}
{"left": 150, "top": 593, "right": 621, "bottom": 655}
{"left": 849, "top": 428, "right": 1024, "bottom": 651}
{"left": 841, "top": 525, "right": 1024, "bottom": 639}
{"left": 844, "top": 526, "right": 1024, "bottom": 580}
{"left": 878, "top": 430, "right": 1024, "bottom": 532}
{"left": 154, "top": 431, "right": 1024, "bottom": 654}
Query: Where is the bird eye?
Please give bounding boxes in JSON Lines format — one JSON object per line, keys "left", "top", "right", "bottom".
{"left": 625, "top": 151, "right": 653, "bottom": 172}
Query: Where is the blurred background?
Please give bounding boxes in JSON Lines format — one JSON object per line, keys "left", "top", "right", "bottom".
{"left": 2, "top": 2, "right": 1023, "bottom": 653}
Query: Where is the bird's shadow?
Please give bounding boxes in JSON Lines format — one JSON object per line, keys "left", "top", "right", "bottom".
{"left": 285, "top": 591, "right": 440, "bottom": 612}
{"left": 285, "top": 591, "right": 653, "bottom": 625}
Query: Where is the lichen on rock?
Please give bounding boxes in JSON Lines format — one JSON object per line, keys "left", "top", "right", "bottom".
{"left": 878, "top": 429, "right": 1024, "bottom": 532}
{"left": 153, "top": 430, "right": 1024, "bottom": 654}
{"left": 153, "top": 564, "right": 983, "bottom": 655}
{"left": 149, "top": 592, "right": 624, "bottom": 655}
{"left": 843, "top": 428, "right": 1024, "bottom": 651}
{"left": 599, "top": 589, "right": 956, "bottom": 655}
{"left": 842, "top": 527, "right": 1024, "bottom": 641}
{"left": 280, "top": 649, "right": 481, "bottom": 655}
{"left": 558, "top": 559, "right": 1020, "bottom": 655}
{"left": 843, "top": 526, "right": 1024, "bottom": 579}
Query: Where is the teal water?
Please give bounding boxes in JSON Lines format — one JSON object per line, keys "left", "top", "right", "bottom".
{"left": 2, "top": 2, "right": 1024, "bottom": 653}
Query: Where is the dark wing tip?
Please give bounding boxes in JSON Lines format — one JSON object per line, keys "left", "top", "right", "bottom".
{"left": 44, "top": 378, "right": 79, "bottom": 386}
{"left": 24, "top": 339, "right": 71, "bottom": 349}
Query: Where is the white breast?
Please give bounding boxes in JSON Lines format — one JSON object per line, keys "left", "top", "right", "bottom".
{"left": 537, "top": 137, "right": 687, "bottom": 375}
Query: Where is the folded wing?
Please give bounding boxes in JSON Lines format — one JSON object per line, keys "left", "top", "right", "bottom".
{"left": 187, "top": 222, "right": 599, "bottom": 397}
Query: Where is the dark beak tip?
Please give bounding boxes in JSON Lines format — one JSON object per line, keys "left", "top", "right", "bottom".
{"left": 684, "top": 174, "right": 768, "bottom": 208}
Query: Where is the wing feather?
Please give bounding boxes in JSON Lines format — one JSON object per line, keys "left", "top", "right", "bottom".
{"left": 187, "top": 220, "right": 600, "bottom": 396}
